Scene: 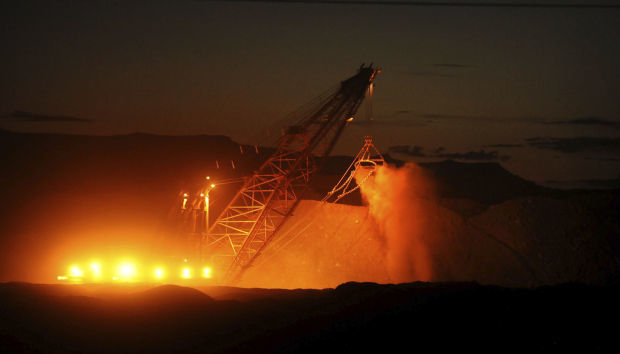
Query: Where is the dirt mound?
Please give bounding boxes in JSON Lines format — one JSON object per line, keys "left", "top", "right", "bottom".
{"left": 469, "top": 193, "right": 620, "bottom": 285}
{"left": 240, "top": 193, "right": 620, "bottom": 288}
{"left": 131, "top": 284, "right": 214, "bottom": 306}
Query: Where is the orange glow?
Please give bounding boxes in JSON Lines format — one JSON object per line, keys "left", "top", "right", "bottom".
{"left": 357, "top": 164, "right": 435, "bottom": 282}
{"left": 154, "top": 267, "right": 165, "bottom": 279}
{"left": 116, "top": 262, "right": 137, "bottom": 281}
{"left": 90, "top": 262, "right": 102, "bottom": 278}
{"left": 56, "top": 261, "right": 217, "bottom": 283}
{"left": 57, "top": 257, "right": 219, "bottom": 284}
{"left": 69, "top": 265, "right": 83, "bottom": 278}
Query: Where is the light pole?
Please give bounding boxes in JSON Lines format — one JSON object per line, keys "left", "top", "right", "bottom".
{"left": 202, "top": 177, "right": 215, "bottom": 232}
{"left": 199, "top": 179, "right": 215, "bottom": 263}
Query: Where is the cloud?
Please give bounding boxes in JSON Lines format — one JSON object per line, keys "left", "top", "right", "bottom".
{"left": 389, "top": 145, "right": 426, "bottom": 157}
{"left": 416, "top": 113, "right": 503, "bottom": 121}
{"left": 350, "top": 119, "right": 426, "bottom": 127}
{"left": 527, "top": 136, "right": 620, "bottom": 153}
{"left": 438, "top": 150, "right": 510, "bottom": 162}
{"left": 416, "top": 113, "right": 620, "bottom": 127}
{"left": 393, "top": 110, "right": 411, "bottom": 116}
{"left": 582, "top": 156, "right": 619, "bottom": 162}
{"left": 545, "top": 178, "right": 619, "bottom": 189}
{"left": 411, "top": 113, "right": 620, "bottom": 129}
{"left": 483, "top": 143, "right": 524, "bottom": 148}
{"left": 389, "top": 145, "right": 509, "bottom": 161}
{"left": 402, "top": 71, "right": 458, "bottom": 78}
{"left": 432, "top": 63, "right": 473, "bottom": 68}
{"left": 7, "top": 110, "right": 92, "bottom": 123}
{"left": 543, "top": 117, "right": 619, "bottom": 127}
{"left": 417, "top": 113, "right": 543, "bottom": 123}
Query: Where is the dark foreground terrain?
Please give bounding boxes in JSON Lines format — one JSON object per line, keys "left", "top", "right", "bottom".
{"left": 0, "top": 281, "right": 618, "bottom": 353}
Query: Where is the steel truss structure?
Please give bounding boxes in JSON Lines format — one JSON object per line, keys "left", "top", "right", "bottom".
{"left": 204, "top": 65, "right": 380, "bottom": 283}
{"left": 323, "top": 135, "right": 385, "bottom": 204}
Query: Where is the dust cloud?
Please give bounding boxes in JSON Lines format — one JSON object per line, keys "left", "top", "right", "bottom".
{"left": 357, "top": 163, "right": 440, "bottom": 283}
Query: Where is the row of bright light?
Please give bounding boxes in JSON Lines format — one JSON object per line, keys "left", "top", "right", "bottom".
{"left": 57, "top": 262, "right": 212, "bottom": 282}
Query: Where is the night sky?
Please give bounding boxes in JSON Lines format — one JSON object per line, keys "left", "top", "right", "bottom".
{"left": 1, "top": 0, "right": 619, "bottom": 186}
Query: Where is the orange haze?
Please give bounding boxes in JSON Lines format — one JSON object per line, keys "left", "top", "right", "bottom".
{"left": 357, "top": 163, "right": 439, "bottom": 282}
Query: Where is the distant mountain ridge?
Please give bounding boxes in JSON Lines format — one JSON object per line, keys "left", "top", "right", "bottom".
{"left": 0, "top": 128, "right": 602, "bottom": 205}
{"left": 419, "top": 159, "right": 547, "bottom": 205}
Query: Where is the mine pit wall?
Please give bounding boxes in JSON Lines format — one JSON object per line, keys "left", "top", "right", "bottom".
{"left": 239, "top": 198, "right": 618, "bottom": 289}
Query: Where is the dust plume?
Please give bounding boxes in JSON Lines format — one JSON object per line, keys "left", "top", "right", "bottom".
{"left": 357, "top": 163, "right": 439, "bottom": 283}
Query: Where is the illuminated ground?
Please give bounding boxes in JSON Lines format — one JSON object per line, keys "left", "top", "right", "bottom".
{"left": 52, "top": 192, "right": 619, "bottom": 289}
{"left": 240, "top": 195, "right": 618, "bottom": 288}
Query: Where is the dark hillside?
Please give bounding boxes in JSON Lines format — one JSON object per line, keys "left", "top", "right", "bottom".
{"left": 0, "top": 281, "right": 617, "bottom": 353}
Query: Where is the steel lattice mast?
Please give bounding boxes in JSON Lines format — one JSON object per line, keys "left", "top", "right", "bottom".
{"left": 204, "top": 64, "right": 380, "bottom": 283}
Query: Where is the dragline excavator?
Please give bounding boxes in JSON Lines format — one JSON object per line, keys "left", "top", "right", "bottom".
{"left": 203, "top": 64, "right": 380, "bottom": 284}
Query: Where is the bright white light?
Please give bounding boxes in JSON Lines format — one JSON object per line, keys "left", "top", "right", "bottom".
{"left": 116, "top": 262, "right": 136, "bottom": 281}
{"left": 181, "top": 267, "right": 192, "bottom": 279}
{"left": 202, "top": 267, "right": 212, "bottom": 278}
{"left": 154, "top": 268, "right": 164, "bottom": 279}
{"left": 90, "top": 262, "right": 102, "bottom": 278}
{"left": 69, "top": 265, "right": 83, "bottom": 278}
